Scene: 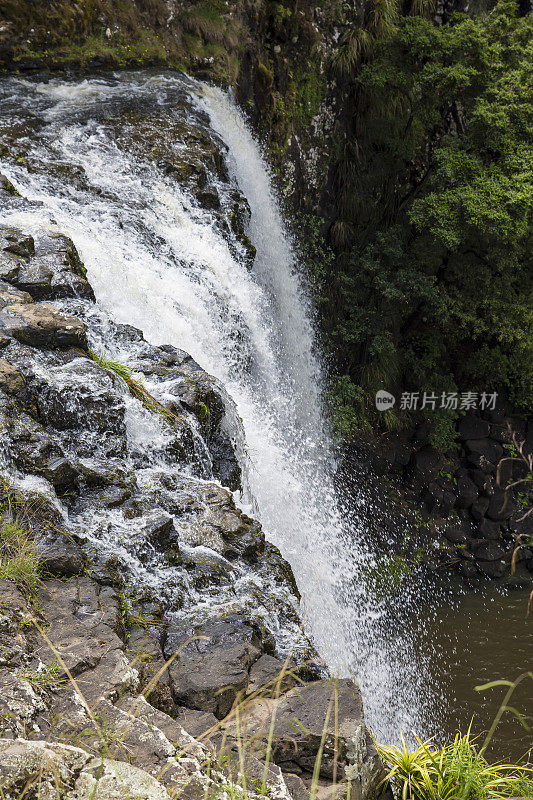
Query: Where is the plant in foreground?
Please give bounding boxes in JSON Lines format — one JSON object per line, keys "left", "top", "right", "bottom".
{"left": 377, "top": 730, "right": 533, "bottom": 800}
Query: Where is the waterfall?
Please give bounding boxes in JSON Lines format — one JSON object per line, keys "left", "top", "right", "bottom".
{"left": 0, "top": 70, "right": 430, "bottom": 742}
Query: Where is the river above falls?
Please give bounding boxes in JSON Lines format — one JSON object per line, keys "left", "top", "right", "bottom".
{"left": 0, "top": 69, "right": 531, "bottom": 763}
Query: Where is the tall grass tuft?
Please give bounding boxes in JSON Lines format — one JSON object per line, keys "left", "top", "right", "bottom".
{"left": 378, "top": 730, "right": 533, "bottom": 799}
{"left": 0, "top": 519, "right": 40, "bottom": 596}
{"left": 87, "top": 349, "right": 183, "bottom": 425}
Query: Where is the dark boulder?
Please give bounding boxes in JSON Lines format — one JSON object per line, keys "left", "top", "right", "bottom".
{"left": 444, "top": 528, "right": 470, "bottom": 545}
{"left": 440, "top": 490, "right": 457, "bottom": 517}
{"left": 422, "top": 482, "right": 443, "bottom": 513}
{"left": 464, "top": 438, "right": 503, "bottom": 469}
{"left": 469, "top": 469, "right": 494, "bottom": 495}
{"left": 472, "top": 540, "right": 506, "bottom": 561}
{"left": 247, "top": 654, "right": 298, "bottom": 696}
{"left": 455, "top": 475, "right": 478, "bottom": 508}
{"left": 487, "top": 490, "right": 518, "bottom": 521}
{"left": 477, "top": 559, "right": 507, "bottom": 578}
{"left": 458, "top": 414, "right": 490, "bottom": 441}
{"left": 458, "top": 560, "right": 478, "bottom": 578}
{"left": 470, "top": 497, "right": 489, "bottom": 522}
{"left": 410, "top": 447, "right": 441, "bottom": 483}
{"left": 476, "top": 518, "right": 501, "bottom": 540}
{"left": 165, "top": 619, "right": 261, "bottom": 718}
{"left": 37, "top": 531, "right": 86, "bottom": 577}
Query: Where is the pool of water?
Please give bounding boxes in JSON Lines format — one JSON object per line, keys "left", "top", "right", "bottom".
{"left": 418, "top": 584, "right": 533, "bottom": 762}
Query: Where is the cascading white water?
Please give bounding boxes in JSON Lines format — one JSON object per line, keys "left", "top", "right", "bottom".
{"left": 0, "top": 71, "right": 431, "bottom": 742}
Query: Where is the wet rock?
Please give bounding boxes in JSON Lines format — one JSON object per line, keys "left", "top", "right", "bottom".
{"left": 164, "top": 351, "right": 242, "bottom": 490}
{"left": 464, "top": 438, "right": 503, "bottom": 468}
{"left": 455, "top": 475, "right": 478, "bottom": 508}
{"left": 476, "top": 517, "right": 501, "bottom": 540}
{"left": 5, "top": 412, "right": 71, "bottom": 483}
{"left": 41, "top": 456, "right": 79, "bottom": 490}
{"left": 0, "top": 302, "right": 88, "bottom": 349}
{"left": 0, "top": 280, "right": 33, "bottom": 309}
{"left": 174, "top": 481, "right": 265, "bottom": 561}
{"left": 36, "top": 358, "right": 126, "bottom": 436}
{"left": 10, "top": 253, "right": 93, "bottom": 301}
{"left": 0, "top": 358, "right": 25, "bottom": 394}
{"left": 472, "top": 541, "right": 506, "bottom": 561}
{"left": 165, "top": 619, "right": 261, "bottom": 718}
{"left": 0, "top": 174, "right": 20, "bottom": 197}
{"left": 477, "top": 559, "right": 506, "bottom": 578}
{"left": 0, "top": 226, "right": 34, "bottom": 259}
{"left": 444, "top": 528, "right": 470, "bottom": 545}
{"left": 487, "top": 490, "right": 517, "bottom": 521}
{"left": 197, "top": 185, "right": 221, "bottom": 210}
{"left": 470, "top": 497, "right": 489, "bottom": 522}
{"left": 410, "top": 447, "right": 441, "bottom": 483}
{"left": 32, "top": 232, "right": 95, "bottom": 300}
{"left": 458, "top": 414, "right": 490, "bottom": 440}
{"left": 141, "top": 511, "right": 175, "bottom": 546}
{"left": 93, "top": 485, "right": 133, "bottom": 508}
{"left": 0, "top": 226, "right": 93, "bottom": 302}
{"left": 470, "top": 468, "right": 494, "bottom": 495}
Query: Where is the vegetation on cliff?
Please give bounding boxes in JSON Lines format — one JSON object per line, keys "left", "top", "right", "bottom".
{"left": 321, "top": 0, "right": 532, "bottom": 447}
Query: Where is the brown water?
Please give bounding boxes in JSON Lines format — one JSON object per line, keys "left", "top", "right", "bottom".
{"left": 420, "top": 585, "right": 533, "bottom": 762}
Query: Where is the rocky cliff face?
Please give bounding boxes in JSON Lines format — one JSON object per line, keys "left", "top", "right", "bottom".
{"left": 0, "top": 142, "right": 387, "bottom": 800}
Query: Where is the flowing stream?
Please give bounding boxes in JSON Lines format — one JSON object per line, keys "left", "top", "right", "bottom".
{"left": 0, "top": 70, "right": 530, "bottom": 757}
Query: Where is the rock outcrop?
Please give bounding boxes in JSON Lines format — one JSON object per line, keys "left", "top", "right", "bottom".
{"left": 0, "top": 189, "right": 387, "bottom": 799}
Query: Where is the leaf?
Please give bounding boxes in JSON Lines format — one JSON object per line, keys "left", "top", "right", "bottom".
{"left": 474, "top": 680, "right": 515, "bottom": 691}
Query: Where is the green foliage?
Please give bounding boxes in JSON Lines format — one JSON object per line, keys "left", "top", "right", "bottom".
{"left": 378, "top": 731, "right": 533, "bottom": 799}
{"left": 0, "top": 519, "right": 40, "bottom": 596}
{"left": 87, "top": 349, "right": 183, "bottom": 425}
{"left": 324, "top": 0, "right": 533, "bottom": 444}
{"left": 13, "top": 28, "right": 171, "bottom": 67}
{"left": 17, "top": 661, "right": 66, "bottom": 689}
